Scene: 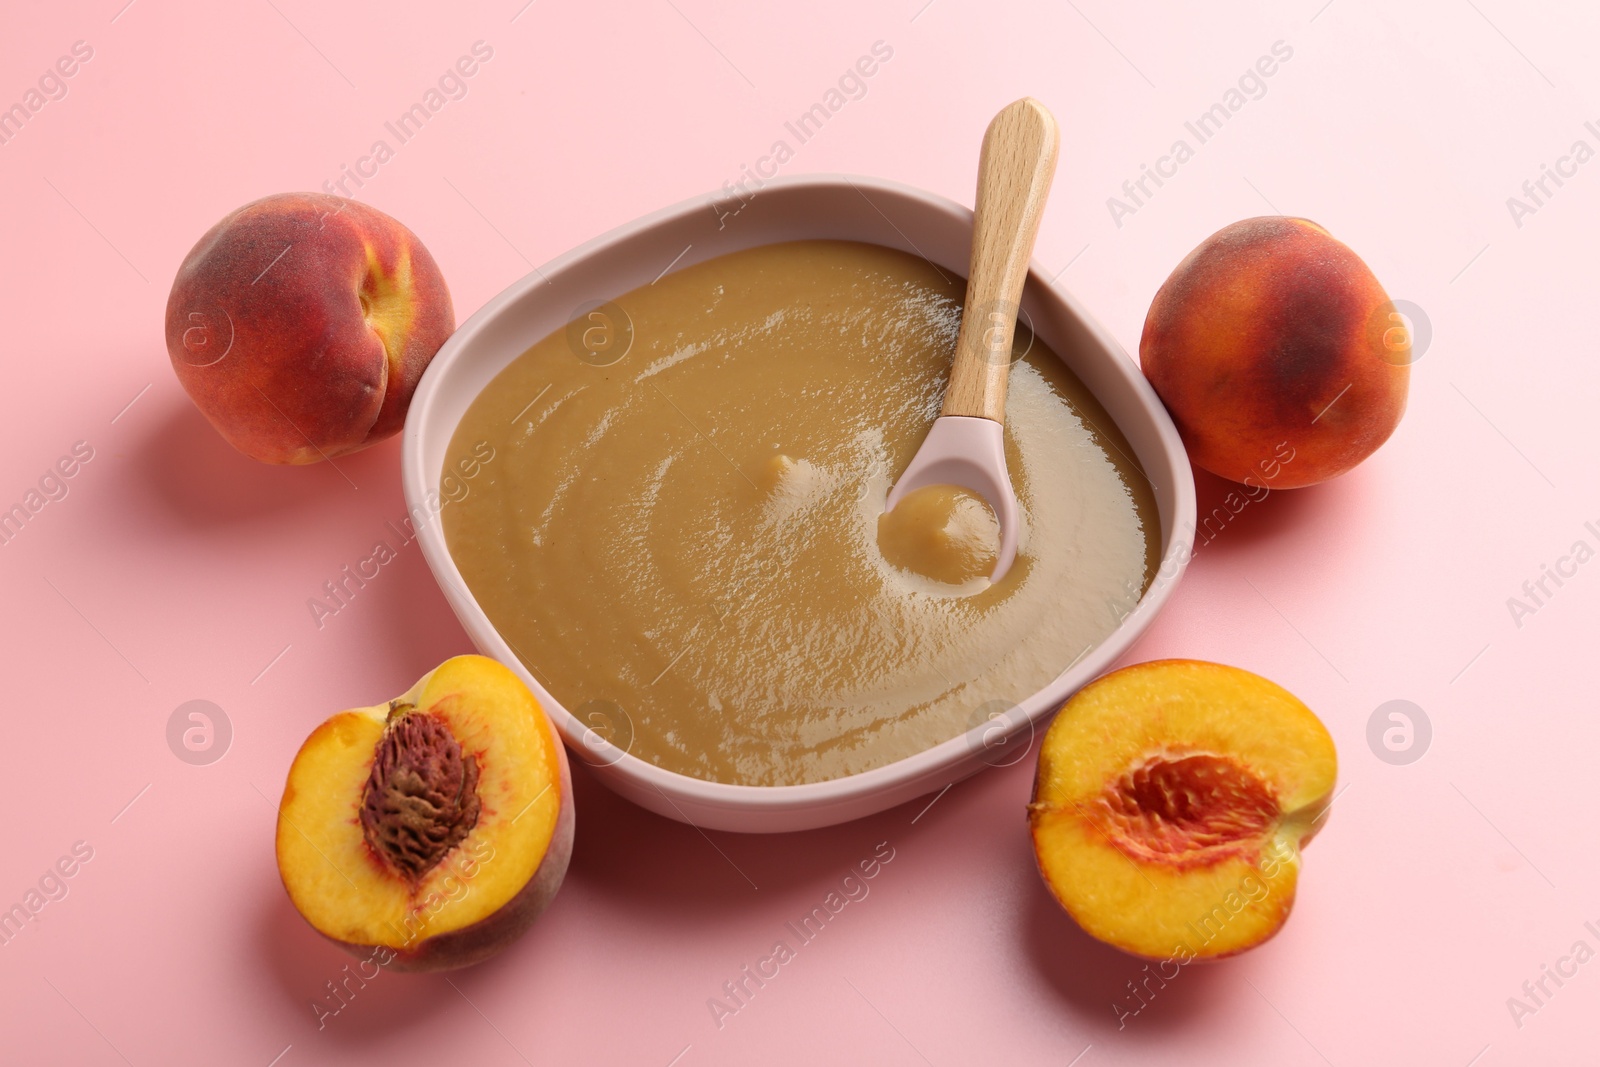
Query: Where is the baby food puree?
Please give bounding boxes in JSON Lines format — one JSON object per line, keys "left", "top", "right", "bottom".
{"left": 443, "top": 240, "right": 1156, "bottom": 786}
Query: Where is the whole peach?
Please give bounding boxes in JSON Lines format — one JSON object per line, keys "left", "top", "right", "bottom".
{"left": 165, "top": 193, "right": 454, "bottom": 464}
{"left": 1139, "top": 217, "right": 1408, "bottom": 489}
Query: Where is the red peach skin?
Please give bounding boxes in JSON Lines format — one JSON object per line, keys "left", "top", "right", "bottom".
{"left": 1139, "top": 217, "right": 1408, "bottom": 489}
{"left": 165, "top": 193, "right": 454, "bottom": 464}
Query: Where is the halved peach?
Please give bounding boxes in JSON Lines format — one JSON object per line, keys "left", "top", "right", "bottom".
{"left": 1029, "top": 660, "right": 1335, "bottom": 960}
{"left": 275, "top": 655, "right": 572, "bottom": 972}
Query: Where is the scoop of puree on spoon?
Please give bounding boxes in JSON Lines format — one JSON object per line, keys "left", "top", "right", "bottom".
{"left": 881, "top": 98, "right": 1059, "bottom": 586}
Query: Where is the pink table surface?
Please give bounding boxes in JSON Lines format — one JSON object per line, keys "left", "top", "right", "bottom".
{"left": 2, "top": 1, "right": 1594, "bottom": 1064}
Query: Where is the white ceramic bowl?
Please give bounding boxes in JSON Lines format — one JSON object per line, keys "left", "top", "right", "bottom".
{"left": 402, "top": 175, "right": 1195, "bottom": 833}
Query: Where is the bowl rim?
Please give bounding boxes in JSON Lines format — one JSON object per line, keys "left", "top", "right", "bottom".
{"left": 401, "top": 172, "right": 1197, "bottom": 819}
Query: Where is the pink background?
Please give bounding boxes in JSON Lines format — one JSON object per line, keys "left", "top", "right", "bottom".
{"left": 1, "top": 0, "right": 1594, "bottom": 1063}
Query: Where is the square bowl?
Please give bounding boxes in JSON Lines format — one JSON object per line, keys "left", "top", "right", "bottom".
{"left": 401, "top": 175, "right": 1196, "bottom": 833}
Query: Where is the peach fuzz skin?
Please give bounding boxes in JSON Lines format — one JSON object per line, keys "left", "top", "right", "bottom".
{"left": 1139, "top": 217, "right": 1408, "bottom": 489}
{"left": 165, "top": 193, "right": 454, "bottom": 464}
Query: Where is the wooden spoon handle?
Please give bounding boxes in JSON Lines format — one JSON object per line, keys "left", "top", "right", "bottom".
{"left": 940, "top": 98, "right": 1060, "bottom": 422}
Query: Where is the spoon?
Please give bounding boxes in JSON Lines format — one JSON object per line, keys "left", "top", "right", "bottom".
{"left": 884, "top": 97, "right": 1060, "bottom": 583}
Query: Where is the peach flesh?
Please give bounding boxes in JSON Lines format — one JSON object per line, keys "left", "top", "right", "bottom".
{"left": 1030, "top": 659, "right": 1337, "bottom": 960}
{"left": 275, "top": 655, "right": 572, "bottom": 973}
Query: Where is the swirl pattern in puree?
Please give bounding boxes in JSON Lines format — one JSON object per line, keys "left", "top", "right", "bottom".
{"left": 442, "top": 240, "right": 1158, "bottom": 786}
